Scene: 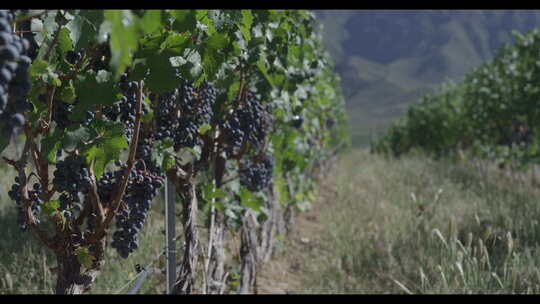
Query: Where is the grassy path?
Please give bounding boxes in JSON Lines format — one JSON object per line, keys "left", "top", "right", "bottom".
{"left": 258, "top": 149, "right": 540, "bottom": 294}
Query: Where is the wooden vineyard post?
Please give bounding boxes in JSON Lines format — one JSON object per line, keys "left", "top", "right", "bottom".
{"left": 165, "top": 178, "right": 176, "bottom": 294}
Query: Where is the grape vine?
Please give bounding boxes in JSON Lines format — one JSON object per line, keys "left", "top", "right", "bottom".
{"left": 0, "top": 9, "right": 349, "bottom": 294}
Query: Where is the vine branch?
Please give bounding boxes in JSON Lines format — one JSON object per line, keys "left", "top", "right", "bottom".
{"left": 2, "top": 126, "right": 56, "bottom": 250}
{"left": 89, "top": 80, "right": 144, "bottom": 242}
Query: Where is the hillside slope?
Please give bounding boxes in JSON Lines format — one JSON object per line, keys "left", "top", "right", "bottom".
{"left": 315, "top": 10, "right": 540, "bottom": 146}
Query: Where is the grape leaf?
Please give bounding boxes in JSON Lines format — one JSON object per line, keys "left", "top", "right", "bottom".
{"left": 59, "top": 81, "right": 77, "bottom": 103}
{"left": 274, "top": 176, "right": 289, "bottom": 206}
{"left": 239, "top": 10, "right": 253, "bottom": 42}
{"left": 73, "top": 10, "right": 104, "bottom": 49}
{"left": 74, "top": 247, "right": 95, "bottom": 269}
{"left": 84, "top": 123, "right": 128, "bottom": 179}
{"left": 62, "top": 127, "right": 90, "bottom": 151}
{"left": 28, "top": 59, "right": 49, "bottom": 78}
{"left": 240, "top": 187, "right": 263, "bottom": 212}
{"left": 160, "top": 32, "right": 189, "bottom": 50}
{"left": 184, "top": 49, "right": 202, "bottom": 80}
{"left": 72, "top": 72, "right": 119, "bottom": 121}
{"left": 104, "top": 10, "right": 140, "bottom": 79}
{"left": 57, "top": 27, "right": 73, "bottom": 52}
{"left": 138, "top": 10, "right": 162, "bottom": 35}
{"left": 41, "top": 200, "right": 60, "bottom": 217}
{"left": 170, "top": 10, "right": 197, "bottom": 33}
{"left": 256, "top": 55, "right": 274, "bottom": 87}
{"left": 202, "top": 49, "right": 220, "bottom": 82}
{"left": 41, "top": 128, "right": 64, "bottom": 164}
{"left": 145, "top": 51, "right": 181, "bottom": 93}
{"left": 202, "top": 184, "right": 228, "bottom": 200}
{"left": 161, "top": 151, "right": 175, "bottom": 171}
{"left": 206, "top": 32, "right": 228, "bottom": 50}
{"left": 198, "top": 124, "right": 212, "bottom": 135}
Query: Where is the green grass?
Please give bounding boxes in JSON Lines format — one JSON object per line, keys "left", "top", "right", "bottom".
{"left": 294, "top": 149, "right": 540, "bottom": 293}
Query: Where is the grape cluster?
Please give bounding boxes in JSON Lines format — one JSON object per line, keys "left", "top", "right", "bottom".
{"left": 219, "top": 113, "right": 245, "bottom": 157}
{"left": 239, "top": 154, "right": 274, "bottom": 192}
{"left": 65, "top": 49, "right": 85, "bottom": 65}
{"left": 219, "top": 90, "right": 271, "bottom": 156}
{"left": 0, "top": 10, "right": 32, "bottom": 137}
{"left": 135, "top": 135, "right": 163, "bottom": 176}
{"left": 52, "top": 155, "right": 92, "bottom": 214}
{"left": 174, "top": 117, "right": 203, "bottom": 149}
{"left": 291, "top": 115, "right": 303, "bottom": 129}
{"left": 180, "top": 80, "right": 216, "bottom": 124}
{"left": 103, "top": 73, "right": 144, "bottom": 141}
{"left": 8, "top": 177, "right": 42, "bottom": 231}
{"left": 152, "top": 80, "right": 217, "bottom": 150}
{"left": 111, "top": 168, "right": 164, "bottom": 258}
{"left": 237, "top": 91, "right": 270, "bottom": 149}
{"left": 97, "top": 137, "right": 164, "bottom": 258}
{"left": 91, "top": 44, "right": 110, "bottom": 72}
{"left": 152, "top": 90, "right": 178, "bottom": 140}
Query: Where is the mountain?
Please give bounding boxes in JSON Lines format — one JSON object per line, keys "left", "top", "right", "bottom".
{"left": 315, "top": 10, "right": 540, "bottom": 146}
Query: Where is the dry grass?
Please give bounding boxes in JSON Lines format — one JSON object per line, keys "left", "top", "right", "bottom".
{"left": 257, "top": 149, "right": 540, "bottom": 294}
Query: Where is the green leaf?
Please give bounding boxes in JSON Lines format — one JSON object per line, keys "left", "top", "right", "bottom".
{"left": 42, "top": 71, "right": 62, "bottom": 87}
{"left": 41, "top": 129, "right": 64, "bottom": 164}
{"left": 128, "top": 59, "right": 149, "bottom": 81}
{"left": 174, "top": 49, "right": 202, "bottom": 82}
{"left": 202, "top": 49, "right": 220, "bottom": 81}
{"left": 239, "top": 10, "right": 253, "bottom": 42}
{"left": 170, "top": 10, "right": 197, "bottom": 32}
{"left": 104, "top": 10, "right": 141, "bottom": 79}
{"left": 84, "top": 123, "right": 128, "bottom": 179}
{"left": 201, "top": 33, "right": 228, "bottom": 79}
{"left": 160, "top": 32, "right": 190, "bottom": 50}
{"left": 95, "top": 69, "right": 112, "bottom": 83}
{"left": 29, "top": 59, "right": 49, "bottom": 78}
{"left": 202, "top": 183, "right": 228, "bottom": 201}
{"left": 35, "top": 11, "right": 59, "bottom": 57}
{"left": 197, "top": 10, "right": 217, "bottom": 35}
{"left": 74, "top": 247, "right": 95, "bottom": 269}
{"left": 145, "top": 51, "right": 181, "bottom": 93}
{"left": 138, "top": 10, "right": 162, "bottom": 35}
{"left": 256, "top": 55, "right": 274, "bottom": 87}
{"left": 72, "top": 72, "right": 119, "bottom": 120}
{"left": 206, "top": 32, "right": 228, "bottom": 49}
{"left": 240, "top": 187, "right": 263, "bottom": 212}
{"left": 73, "top": 10, "right": 104, "bottom": 49}
{"left": 62, "top": 127, "right": 90, "bottom": 151}
{"left": 227, "top": 80, "right": 240, "bottom": 102}
{"left": 198, "top": 124, "right": 212, "bottom": 135}
{"left": 137, "top": 32, "right": 168, "bottom": 53}
{"left": 41, "top": 200, "right": 60, "bottom": 217}
{"left": 59, "top": 81, "right": 77, "bottom": 103}
{"left": 57, "top": 26, "right": 73, "bottom": 52}
{"left": 186, "top": 49, "right": 202, "bottom": 79}
{"left": 29, "top": 59, "right": 62, "bottom": 87}
{"left": 274, "top": 176, "right": 289, "bottom": 206}
{"left": 161, "top": 151, "right": 175, "bottom": 171}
